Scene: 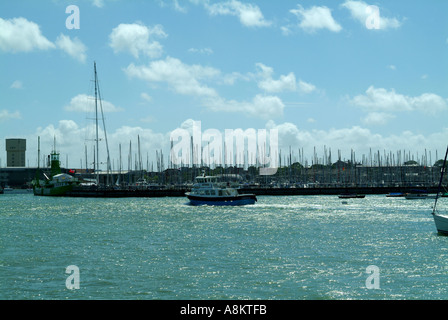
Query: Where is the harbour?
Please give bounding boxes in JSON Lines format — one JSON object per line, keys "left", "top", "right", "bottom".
{"left": 2, "top": 193, "right": 448, "bottom": 300}
{"left": 2, "top": 0, "right": 448, "bottom": 306}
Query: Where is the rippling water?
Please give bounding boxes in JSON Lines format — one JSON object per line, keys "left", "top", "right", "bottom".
{"left": 1, "top": 193, "right": 448, "bottom": 300}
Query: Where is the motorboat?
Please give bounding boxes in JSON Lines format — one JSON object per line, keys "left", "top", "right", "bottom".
{"left": 185, "top": 175, "right": 257, "bottom": 206}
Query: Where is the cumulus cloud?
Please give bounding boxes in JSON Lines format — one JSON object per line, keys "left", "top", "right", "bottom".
{"left": 64, "top": 94, "right": 123, "bottom": 113}
{"left": 109, "top": 23, "right": 167, "bottom": 58}
{"left": 347, "top": 86, "right": 448, "bottom": 115}
{"left": 255, "top": 63, "right": 316, "bottom": 94}
{"left": 0, "top": 17, "right": 55, "bottom": 53}
{"left": 290, "top": 5, "right": 342, "bottom": 33}
{"left": 30, "top": 120, "right": 169, "bottom": 169}
{"left": 341, "top": 0, "right": 402, "bottom": 30}
{"left": 361, "top": 112, "right": 396, "bottom": 126}
{"left": 124, "top": 56, "right": 219, "bottom": 97}
{"left": 26, "top": 117, "right": 448, "bottom": 170}
{"left": 0, "top": 18, "right": 89, "bottom": 62}
{"left": 265, "top": 120, "right": 448, "bottom": 163}
{"left": 298, "top": 80, "right": 317, "bottom": 95}
{"left": 124, "top": 56, "right": 286, "bottom": 119}
{"left": 205, "top": 0, "right": 271, "bottom": 28}
{"left": 203, "top": 94, "right": 285, "bottom": 119}
{"left": 55, "top": 34, "right": 87, "bottom": 63}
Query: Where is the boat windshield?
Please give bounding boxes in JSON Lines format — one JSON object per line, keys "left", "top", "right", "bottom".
{"left": 195, "top": 176, "right": 219, "bottom": 183}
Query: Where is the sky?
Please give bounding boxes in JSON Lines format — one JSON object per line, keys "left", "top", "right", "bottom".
{"left": 0, "top": 0, "right": 448, "bottom": 170}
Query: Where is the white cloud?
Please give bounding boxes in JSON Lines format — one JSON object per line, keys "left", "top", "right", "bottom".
{"left": 257, "top": 66, "right": 296, "bottom": 93}
{"left": 298, "top": 80, "right": 316, "bottom": 94}
{"left": 388, "top": 65, "right": 396, "bottom": 70}
{"left": 361, "top": 112, "right": 396, "bottom": 126}
{"left": 205, "top": 0, "right": 271, "bottom": 28}
{"left": 124, "top": 57, "right": 284, "bottom": 118}
{"left": 256, "top": 63, "right": 316, "bottom": 94}
{"left": 124, "top": 56, "right": 219, "bottom": 97}
{"left": 347, "top": 86, "right": 448, "bottom": 115}
{"left": 10, "top": 80, "right": 23, "bottom": 89}
{"left": 188, "top": 47, "right": 213, "bottom": 55}
{"left": 92, "top": 0, "right": 103, "bottom": 7}
{"left": 0, "top": 109, "right": 21, "bottom": 122}
{"left": 0, "top": 18, "right": 90, "bottom": 62}
{"left": 109, "top": 23, "right": 167, "bottom": 58}
{"left": 290, "top": 5, "right": 342, "bottom": 33}
{"left": 0, "top": 17, "right": 55, "bottom": 53}
{"left": 110, "top": 126, "right": 167, "bottom": 152}
{"left": 280, "top": 25, "right": 293, "bottom": 36}
{"left": 55, "top": 34, "right": 87, "bottom": 63}
{"left": 64, "top": 94, "right": 123, "bottom": 113}
{"left": 173, "top": 0, "right": 188, "bottom": 13}
{"left": 265, "top": 120, "right": 447, "bottom": 162}
{"left": 30, "top": 120, "right": 169, "bottom": 169}
{"left": 341, "top": 0, "right": 402, "bottom": 30}
{"left": 26, "top": 118, "right": 448, "bottom": 171}
{"left": 140, "top": 92, "right": 152, "bottom": 103}
{"left": 203, "top": 94, "right": 284, "bottom": 119}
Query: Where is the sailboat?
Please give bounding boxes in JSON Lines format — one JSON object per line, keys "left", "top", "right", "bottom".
{"left": 32, "top": 137, "right": 79, "bottom": 196}
{"left": 431, "top": 146, "right": 448, "bottom": 235}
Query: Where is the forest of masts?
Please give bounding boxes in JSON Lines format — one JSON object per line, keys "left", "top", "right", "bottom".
{"left": 77, "top": 139, "right": 446, "bottom": 188}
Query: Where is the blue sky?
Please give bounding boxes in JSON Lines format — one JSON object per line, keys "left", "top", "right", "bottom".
{"left": 1, "top": 0, "right": 447, "bottom": 170}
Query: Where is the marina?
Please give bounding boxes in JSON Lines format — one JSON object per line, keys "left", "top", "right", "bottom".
{"left": 1, "top": 1, "right": 448, "bottom": 305}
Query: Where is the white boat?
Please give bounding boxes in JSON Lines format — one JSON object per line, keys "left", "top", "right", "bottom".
{"left": 406, "top": 192, "right": 437, "bottom": 200}
{"left": 433, "top": 213, "right": 448, "bottom": 235}
{"left": 3, "top": 186, "right": 14, "bottom": 193}
{"left": 32, "top": 143, "right": 79, "bottom": 196}
{"left": 185, "top": 175, "right": 257, "bottom": 206}
{"left": 432, "top": 146, "right": 448, "bottom": 235}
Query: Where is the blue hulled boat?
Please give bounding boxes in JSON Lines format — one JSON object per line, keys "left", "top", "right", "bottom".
{"left": 185, "top": 175, "right": 257, "bottom": 206}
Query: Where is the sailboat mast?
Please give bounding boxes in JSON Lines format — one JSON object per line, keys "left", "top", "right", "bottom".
{"left": 94, "top": 61, "right": 100, "bottom": 185}
{"left": 38, "top": 136, "right": 40, "bottom": 169}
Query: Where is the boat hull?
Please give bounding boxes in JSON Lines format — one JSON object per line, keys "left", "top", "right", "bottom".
{"left": 405, "top": 194, "right": 437, "bottom": 199}
{"left": 186, "top": 193, "right": 257, "bottom": 206}
{"left": 433, "top": 213, "right": 448, "bottom": 235}
{"left": 33, "top": 184, "right": 75, "bottom": 196}
{"left": 386, "top": 192, "right": 405, "bottom": 197}
{"left": 338, "top": 194, "right": 365, "bottom": 199}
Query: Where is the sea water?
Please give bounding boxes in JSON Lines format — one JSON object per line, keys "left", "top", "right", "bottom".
{"left": 1, "top": 193, "right": 448, "bottom": 300}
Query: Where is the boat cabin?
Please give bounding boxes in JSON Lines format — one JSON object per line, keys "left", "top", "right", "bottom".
{"left": 191, "top": 176, "right": 238, "bottom": 197}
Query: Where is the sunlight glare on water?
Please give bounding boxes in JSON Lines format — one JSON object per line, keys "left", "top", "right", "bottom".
{"left": 1, "top": 193, "right": 448, "bottom": 299}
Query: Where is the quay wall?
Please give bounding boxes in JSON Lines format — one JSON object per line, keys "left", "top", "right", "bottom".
{"left": 61, "top": 186, "right": 440, "bottom": 198}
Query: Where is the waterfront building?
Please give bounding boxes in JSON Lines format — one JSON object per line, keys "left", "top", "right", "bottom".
{"left": 6, "top": 139, "right": 26, "bottom": 167}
